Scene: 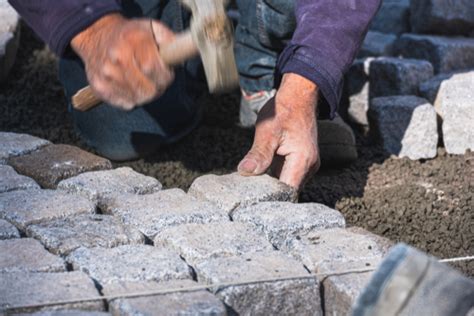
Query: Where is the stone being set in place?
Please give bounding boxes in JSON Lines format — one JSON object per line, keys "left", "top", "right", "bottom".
{"left": 188, "top": 173, "right": 298, "bottom": 214}
{"left": 0, "top": 218, "right": 19, "bottom": 239}
{"left": 232, "top": 201, "right": 345, "bottom": 249}
{"left": 0, "top": 165, "right": 40, "bottom": 193}
{"left": 0, "top": 0, "right": 20, "bottom": 83}
{"left": 8, "top": 144, "right": 112, "bottom": 189}
{"left": 358, "top": 31, "right": 396, "bottom": 58}
{"left": 154, "top": 222, "right": 274, "bottom": 265}
{"left": 27, "top": 214, "right": 145, "bottom": 255}
{"left": 102, "top": 188, "right": 228, "bottom": 239}
{"left": 194, "top": 252, "right": 321, "bottom": 316}
{"left": 0, "top": 189, "right": 96, "bottom": 230}
{"left": 0, "top": 132, "right": 50, "bottom": 163}
{"left": 67, "top": 245, "right": 192, "bottom": 286}
{"left": 369, "top": 96, "right": 438, "bottom": 160}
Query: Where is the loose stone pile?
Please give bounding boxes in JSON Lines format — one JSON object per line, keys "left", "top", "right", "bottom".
{"left": 0, "top": 131, "right": 394, "bottom": 315}
{"left": 345, "top": 0, "right": 474, "bottom": 159}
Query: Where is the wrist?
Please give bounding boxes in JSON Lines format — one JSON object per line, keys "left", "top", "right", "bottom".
{"left": 276, "top": 73, "right": 319, "bottom": 111}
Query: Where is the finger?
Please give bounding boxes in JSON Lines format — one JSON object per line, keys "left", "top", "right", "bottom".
{"left": 151, "top": 20, "right": 176, "bottom": 44}
{"left": 278, "top": 153, "right": 310, "bottom": 189}
{"left": 238, "top": 127, "right": 279, "bottom": 176}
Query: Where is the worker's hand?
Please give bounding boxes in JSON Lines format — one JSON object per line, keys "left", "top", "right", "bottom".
{"left": 237, "top": 73, "right": 320, "bottom": 189}
{"left": 71, "top": 13, "right": 174, "bottom": 110}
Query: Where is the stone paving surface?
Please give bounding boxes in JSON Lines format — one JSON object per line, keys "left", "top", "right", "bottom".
{"left": 0, "top": 218, "right": 20, "bottom": 239}
{"left": 0, "top": 165, "right": 40, "bottom": 193}
{"left": 0, "top": 132, "right": 50, "bottom": 163}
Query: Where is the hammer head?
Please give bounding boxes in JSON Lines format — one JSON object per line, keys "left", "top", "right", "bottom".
{"left": 181, "top": 0, "right": 239, "bottom": 93}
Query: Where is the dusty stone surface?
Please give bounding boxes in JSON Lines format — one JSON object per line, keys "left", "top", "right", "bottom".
{"left": 0, "top": 271, "right": 104, "bottom": 313}
{"left": 0, "top": 132, "right": 50, "bottom": 163}
{"left": 106, "top": 280, "right": 226, "bottom": 316}
{"left": 16, "top": 311, "right": 111, "bottom": 316}
{"left": 436, "top": 72, "right": 474, "bottom": 154}
{"left": 195, "top": 252, "right": 321, "bottom": 316}
{"left": 0, "top": 165, "right": 39, "bottom": 193}
{"left": 27, "top": 214, "right": 144, "bottom": 255}
{"left": 154, "top": 222, "right": 274, "bottom": 265}
{"left": 369, "top": 57, "right": 434, "bottom": 98}
{"left": 396, "top": 34, "right": 474, "bottom": 74}
{"left": 370, "top": 0, "right": 410, "bottom": 35}
{"left": 0, "top": 1, "right": 20, "bottom": 83}
{"left": 188, "top": 173, "right": 297, "bottom": 214}
{"left": 345, "top": 58, "right": 374, "bottom": 126}
{"left": 102, "top": 189, "right": 228, "bottom": 239}
{"left": 0, "top": 218, "right": 19, "bottom": 239}
{"left": 0, "top": 238, "right": 65, "bottom": 272}
{"left": 67, "top": 245, "right": 192, "bottom": 286}
{"left": 232, "top": 201, "right": 345, "bottom": 249}
{"left": 410, "top": 0, "right": 474, "bottom": 36}
{"left": 418, "top": 71, "right": 461, "bottom": 105}
{"left": 0, "top": 189, "right": 95, "bottom": 230}
{"left": 318, "top": 115, "right": 358, "bottom": 165}
{"left": 8, "top": 144, "right": 112, "bottom": 188}
{"left": 359, "top": 31, "right": 396, "bottom": 57}
{"left": 57, "top": 167, "right": 162, "bottom": 206}
{"left": 369, "top": 96, "right": 438, "bottom": 160}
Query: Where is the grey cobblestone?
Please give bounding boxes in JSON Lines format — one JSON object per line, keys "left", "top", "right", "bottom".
{"left": 67, "top": 245, "right": 192, "bottom": 286}
{"left": 0, "top": 132, "right": 50, "bottom": 163}
{"left": 188, "top": 173, "right": 297, "bottom": 214}
{"left": 0, "top": 189, "right": 96, "bottom": 230}
{"left": 16, "top": 311, "right": 111, "bottom": 316}
{"left": 27, "top": 214, "right": 145, "bottom": 256}
{"left": 359, "top": 31, "right": 396, "bottom": 57}
{"left": 370, "top": 0, "right": 410, "bottom": 35}
{"left": 0, "top": 218, "right": 20, "bottom": 239}
{"left": 232, "top": 202, "right": 345, "bottom": 249}
{"left": 194, "top": 252, "right": 321, "bottom": 316}
{"left": 8, "top": 144, "right": 112, "bottom": 188}
{"left": 0, "top": 165, "right": 40, "bottom": 193}
{"left": 154, "top": 222, "right": 274, "bottom": 265}
{"left": 346, "top": 58, "right": 374, "bottom": 126}
{"left": 0, "top": 238, "right": 65, "bottom": 272}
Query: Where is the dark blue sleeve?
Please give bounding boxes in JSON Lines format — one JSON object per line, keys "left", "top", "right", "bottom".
{"left": 8, "top": 0, "right": 122, "bottom": 56}
{"left": 276, "top": 0, "right": 381, "bottom": 119}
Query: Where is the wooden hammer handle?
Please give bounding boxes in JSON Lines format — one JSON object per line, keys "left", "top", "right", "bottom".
{"left": 72, "top": 31, "right": 196, "bottom": 111}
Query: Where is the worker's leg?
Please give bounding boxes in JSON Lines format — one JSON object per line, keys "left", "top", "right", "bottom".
{"left": 59, "top": 0, "right": 205, "bottom": 161}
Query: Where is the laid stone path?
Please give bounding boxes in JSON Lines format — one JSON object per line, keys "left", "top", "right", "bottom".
{"left": 0, "top": 131, "right": 393, "bottom": 315}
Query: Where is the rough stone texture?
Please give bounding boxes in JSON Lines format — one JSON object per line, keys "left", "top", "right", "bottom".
{"left": 0, "top": 218, "right": 19, "bottom": 239}
{"left": 0, "top": 0, "right": 20, "bottom": 83}
{"left": 27, "top": 214, "right": 145, "bottom": 256}
{"left": 359, "top": 31, "right": 397, "bottom": 57}
{"left": 0, "top": 271, "right": 104, "bottom": 313}
{"left": 0, "top": 189, "right": 95, "bottom": 230}
{"left": 410, "top": 0, "right": 474, "bottom": 36}
{"left": 16, "top": 311, "right": 111, "bottom": 316}
{"left": 67, "top": 245, "right": 192, "bottom": 286}
{"left": 194, "top": 252, "right": 322, "bottom": 316}
{"left": 369, "top": 57, "right": 434, "bottom": 98}
{"left": 345, "top": 58, "right": 374, "bottom": 126}
{"left": 105, "top": 280, "right": 227, "bottom": 316}
{"left": 102, "top": 189, "right": 228, "bottom": 239}
{"left": 154, "top": 222, "right": 274, "bottom": 265}
{"left": 188, "top": 173, "right": 297, "bottom": 214}
{"left": 396, "top": 34, "right": 474, "bottom": 74}
{"left": 232, "top": 202, "right": 345, "bottom": 249}
{"left": 370, "top": 0, "right": 410, "bottom": 35}
{"left": 436, "top": 72, "right": 474, "bottom": 154}
{"left": 418, "top": 71, "right": 460, "bottom": 105}
{"left": 8, "top": 144, "right": 112, "bottom": 189}
{"left": 318, "top": 115, "right": 358, "bottom": 165}
{"left": 0, "top": 238, "right": 65, "bottom": 272}
{"left": 57, "top": 167, "right": 162, "bottom": 206}
{"left": 369, "top": 96, "right": 438, "bottom": 160}
{"left": 0, "top": 165, "right": 40, "bottom": 193}
{"left": 0, "top": 132, "right": 50, "bottom": 163}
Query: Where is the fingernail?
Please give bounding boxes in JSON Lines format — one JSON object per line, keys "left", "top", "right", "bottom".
{"left": 238, "top": 159, "right": 258, "bottom": 174}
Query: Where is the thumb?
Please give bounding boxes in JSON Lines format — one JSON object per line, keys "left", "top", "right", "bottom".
{"left": 238, "top": 131, "right": 279, "bottom": 176}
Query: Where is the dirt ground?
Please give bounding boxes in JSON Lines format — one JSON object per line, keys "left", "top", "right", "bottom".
{"left": 1, "top": 25, "right": 473, "bottom": 276}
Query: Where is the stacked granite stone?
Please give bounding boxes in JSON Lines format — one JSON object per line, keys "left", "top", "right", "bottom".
{"left": 0, "top": 132, "right": 394, "bottom": 315}
{"left": 346, "top": 0, "right": 474, "bottom": 159}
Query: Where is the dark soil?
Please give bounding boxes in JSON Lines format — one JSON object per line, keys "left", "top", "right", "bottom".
{"left": 2, "top": 25, "right": 473, "bottom": 276}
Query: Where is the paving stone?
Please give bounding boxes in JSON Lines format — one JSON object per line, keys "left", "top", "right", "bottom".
{"left": 194, "top": 252, "right": 321, "bottom": 316}
{"left": 318, "top": 115, "right": 358, "bottom": 165}
{"left": 0, "top": 189, "right": 96, "bottom": 230}
{"left": 370, "top": 0, "right": 410, "bottom": 35}
{"left": 369, "top": 96, "right": 438, "bottom": 160}
{"left": 369, "top": 57, "right": 434, "bottom": 98}
{"left": 436, "top": 71, "right": 474, "bottom": 154}
{"left": 16, "top": 311, "right": 111, "bottom": 316}
{"left": 0, "top": 0, "right": 20, "bottom": 83}
{"left": 345, "top": 58, "right": 374, "bottom": 126}
{"left": 418, "top": 71, "right": 461, "bottom": 106}
{"left": 0, "top": 218, "right": 19, "bottom": 239}
{"left": 154, "top": 222, "right": 274, "bottom": 265}
{"left": 188, "top": 173, "right": 297, "bottom": 214}
{"left": 232, "top": 201, "right": 345, "bottom": 249}
{"left": 57, "top": 167, "right": 162, "bottom": 206}
{"left": 67, "top": 245, "right": 192, "bottom": 286}
{"left": 0, "top": 238, "right": 65, "bottom": 272}
{"left": 102, "top": 189, "right": 228, "bottom": 239}
{"left": 105, "top": 280, "right": 226, "bottom": 316}
{"left": 0, "top": 271, "right": 104, "bottom": 313}
{"left": 396, "top": 34, "right": 474, "bottom": 74}
{"left": 359, "top": 31, "right": 396, "bottom": 57}
{"left": 0, "top": 132, "right": 50, "bottom": 163}
{"left": 27, "top": 214, "right": 144, "bottom": 256}
{"left": 410, "top": 0, "right": 474, "bottom": 36}
{"left": 8, "top": 144, "right": 112, "bottom": 189}
{"left": 0, "top": 165, "right": 39, "bottom": 193}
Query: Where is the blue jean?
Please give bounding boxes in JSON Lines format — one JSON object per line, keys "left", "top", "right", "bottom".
{"left": 59, "top": 0, "right": 295, "bottom": 160}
